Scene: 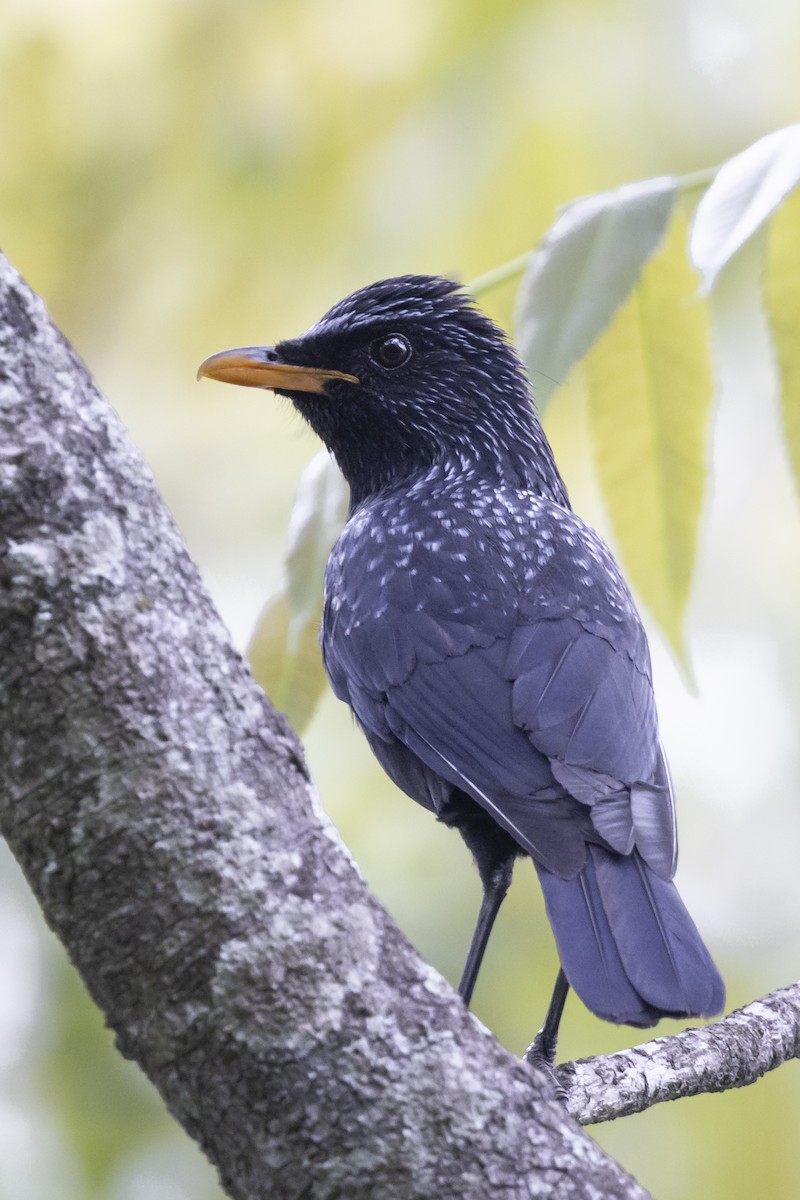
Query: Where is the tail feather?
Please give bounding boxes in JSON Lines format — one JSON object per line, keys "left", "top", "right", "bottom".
{"left": 536, "top": 854, "right": 662, "bottom": 1026}
{"left": 593, "top": 848, "right": 726, "bottom": 1017}
{"left": 537, "top": 846, "right": 725, "bottom": 1025}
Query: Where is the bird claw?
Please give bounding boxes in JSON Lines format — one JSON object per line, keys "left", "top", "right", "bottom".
{"left": 524, "top": 1027, "right": 557, "bottom": 1068}
{"left": 524, "top": 1033, "right": 568, "bottom": 1103}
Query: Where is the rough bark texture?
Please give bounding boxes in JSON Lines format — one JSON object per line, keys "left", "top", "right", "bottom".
{"left": 559, "top": 982, "right": 800, "bottom": 1125}
{"left": 0, "top": 256, "right": 651, "bottom": 1198}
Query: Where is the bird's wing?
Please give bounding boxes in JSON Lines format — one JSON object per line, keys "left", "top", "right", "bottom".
{"left": 507, "top": 615, "right": 676, "bottom": 879}
{"left": 323, "top": 503, "right": 677, "bottom": 881}
{"left": 327, "top": 621, "right": 592, "bottom": 876}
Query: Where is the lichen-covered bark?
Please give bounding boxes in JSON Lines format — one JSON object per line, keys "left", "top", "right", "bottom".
{"left": 559, "top": 983, "right": 800, "bottom": 1125}
{"left": 0, "top": 255, "right": 648, "bottom": 1199}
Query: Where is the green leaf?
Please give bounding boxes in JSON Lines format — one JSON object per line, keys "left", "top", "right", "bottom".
{"left": 690, "top": 124, "right": 800, "bottom": 290}
{"left": 247, "top": 450, "right": 348, "bottom": 731}
{"left": 285, "top": 450, "right": 349, "bottom": 620}
{"left": 246, "top": 589, "right": 329, "bottom": 733}
{"left": 584, "top": 210, "right": 713, "bottom": 660}
{"left": 765, "top": 186, "right": 800, "bottom": 498}
{"left": 515, "top": 176, "right": 677, "bottom": 409}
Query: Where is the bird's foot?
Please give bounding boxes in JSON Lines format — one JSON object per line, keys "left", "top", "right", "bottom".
{"left": 524, "top": 1026, "right": 557, "bottom": 1069}
{"left": 523, "top": 1031, "right": 568, "bottom": 1103}
{"left": 525, "top": 966, "right": 569, "bottom": 1081}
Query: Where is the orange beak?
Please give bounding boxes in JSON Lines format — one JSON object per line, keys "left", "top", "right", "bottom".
{"left": 197, "top": 347, "right": 359, "bottom": 393}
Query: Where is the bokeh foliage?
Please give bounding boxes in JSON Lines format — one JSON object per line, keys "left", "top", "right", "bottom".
{"left": 2, "top": 4, "right": 800, "bottom": 1199}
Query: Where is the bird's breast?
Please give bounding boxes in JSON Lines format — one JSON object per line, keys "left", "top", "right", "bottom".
{"left": 322, "top": 485, "right": 644, "bottom": 694}
{"left": 324, "top": 497, "right": 522, "bottom": 631}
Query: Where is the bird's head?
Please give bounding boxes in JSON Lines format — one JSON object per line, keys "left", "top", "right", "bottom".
{"left": 198, "top": 275, "right": 564, "bottom": 505}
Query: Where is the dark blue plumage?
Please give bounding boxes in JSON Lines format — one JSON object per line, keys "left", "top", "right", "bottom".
{"left": 199, "top": 274, "right": 725, "bottom": 1042}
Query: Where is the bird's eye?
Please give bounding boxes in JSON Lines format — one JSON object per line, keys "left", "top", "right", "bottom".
{"left": 370, "top": 334, "right": 412, "bottom": 369}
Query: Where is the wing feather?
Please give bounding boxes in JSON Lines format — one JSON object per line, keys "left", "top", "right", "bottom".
{"left": 324, "top": 505, "right": 677, "bottom": 882}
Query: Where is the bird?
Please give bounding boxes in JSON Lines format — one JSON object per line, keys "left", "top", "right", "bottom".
{"left": 198, "top": 274, "right": 725, "bottom": 1060}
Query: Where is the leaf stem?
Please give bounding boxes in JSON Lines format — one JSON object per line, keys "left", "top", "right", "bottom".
{"left": 467, "top": 252, "right": 533, "bottom": 297}
{"left": 678, "top": 165, "right": 718, "bottom": 193}
{"left": 468, "top": 167, "right": 717, "bottom": 300}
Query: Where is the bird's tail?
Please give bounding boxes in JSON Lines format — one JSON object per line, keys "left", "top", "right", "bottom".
{"left": 535, "top": 845, "right": 725, "bottom": 1026}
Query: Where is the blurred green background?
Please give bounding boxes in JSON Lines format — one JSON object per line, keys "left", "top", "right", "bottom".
{"left": 2, "top": 1, "right": 800, "bottom": 1196}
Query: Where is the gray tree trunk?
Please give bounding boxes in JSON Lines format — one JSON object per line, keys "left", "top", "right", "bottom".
{"left": 0, "top": 257, "right": 650, "bottom": 1197}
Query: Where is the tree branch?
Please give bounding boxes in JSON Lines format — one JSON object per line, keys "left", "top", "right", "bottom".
{"left": 558, "top": 982, "right": 800, "bottom": 1125}
{"left": 0, "top": 255, "right": 650, "bottom": 1198}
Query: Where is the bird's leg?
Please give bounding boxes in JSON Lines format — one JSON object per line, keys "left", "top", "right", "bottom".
{"left": 458, "top": 855, "right": 514, "bottom": 1007}
{"left": 441, "top": 798, "right": 519, "bottom": 1007}
{"left": 524, "top": 967, "right": 570, "bottom": 1068}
